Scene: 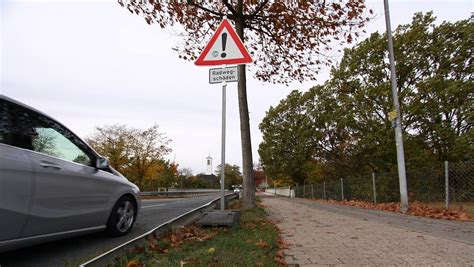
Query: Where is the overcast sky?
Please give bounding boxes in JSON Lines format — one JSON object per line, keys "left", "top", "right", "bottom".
{"left": 1, "top": 0, "right": 471, "bottom": 175}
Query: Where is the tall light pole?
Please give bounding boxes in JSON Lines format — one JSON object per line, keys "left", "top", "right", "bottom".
{"left": 383, "top": 0, "right": 409, "bottom": 212}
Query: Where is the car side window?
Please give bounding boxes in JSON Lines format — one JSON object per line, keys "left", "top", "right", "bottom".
{"left": 32, "top": 127, "right": 92, "bottom": 166}
{"left": 1, "top": 99, "right": 36, "bottom": 150}
{"left": 0, "top": 99, "right": 94, "bottom": 166}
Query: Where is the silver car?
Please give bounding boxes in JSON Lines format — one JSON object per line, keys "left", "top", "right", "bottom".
{"left": 0, "top": 95, "right": 141, "bottom": 252}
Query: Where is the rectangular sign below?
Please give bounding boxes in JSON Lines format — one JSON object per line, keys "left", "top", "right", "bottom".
{"left": 209, "top": 66, "right": 239, "bottom": 84}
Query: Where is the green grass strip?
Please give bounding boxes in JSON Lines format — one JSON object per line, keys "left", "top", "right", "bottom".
{"left": 115, "top": 205, "right": 282, "bottom": 267}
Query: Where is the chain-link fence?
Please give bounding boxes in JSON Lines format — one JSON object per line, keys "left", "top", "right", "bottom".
{"left": 293, "top": 161, "right": 473, "bottom": 213}
{"left": 448, "top": 161, "right": 474, "bottom": 204}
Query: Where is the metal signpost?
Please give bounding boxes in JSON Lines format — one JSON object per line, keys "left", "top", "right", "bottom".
{"left": 219, "top": 79, "right": 227, "bottom": 211}
{"left": 210, "top": 66, "right": 238, "bottom": 209}
{"left": 195, "top": 18, "right": 252, "bottom": 215}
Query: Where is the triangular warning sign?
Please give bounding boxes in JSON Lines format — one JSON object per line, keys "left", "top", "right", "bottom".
{"left": 195, "top": 19, "right": 252, "bottom": 66}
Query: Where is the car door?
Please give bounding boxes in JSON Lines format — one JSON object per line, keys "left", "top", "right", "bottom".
{"left": 0, "top": 103, "right": 35, "bottom": 241}
{"left": 11, "top": 106, "right": 115, "bottom": 237}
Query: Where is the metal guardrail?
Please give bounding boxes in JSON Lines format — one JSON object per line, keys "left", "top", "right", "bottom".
{"left": 79, "top": 193, "right": 237, "bottom": 267}
{"left": 140, "top": 190, "right": 231, "bottom": 198}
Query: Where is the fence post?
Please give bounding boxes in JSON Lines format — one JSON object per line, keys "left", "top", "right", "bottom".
{"left": 303, "top": 184, "right": 306, "bottom": 198}
{"left": 445, "top": 161, "right": 449, "bottom": 210}
{"left": 274, "top": 184, "right": 276, "bottom": 196}
{"left": 372, "top": 172, "right": 377, "bottom": 204}
{"left": 341, "top": 178, "right": 344, "bottom": 201}
{"left": 311, "top": 184, "right": 314, "bottom": 199}
{"left": 323, "top": 182, "right": 326, "bottom": 200}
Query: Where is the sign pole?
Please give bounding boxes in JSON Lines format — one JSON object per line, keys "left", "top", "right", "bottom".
{"left": 194, "top": 18, "right": 252, "bottom": 227}
{"left": 220, "top": 66, "right": 227, "bottom": 212}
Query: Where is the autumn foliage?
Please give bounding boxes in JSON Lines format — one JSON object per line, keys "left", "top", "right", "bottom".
{"left": 253, "top": 169, "right": 266, "bottom": 188}
{"left": 118, "top": 0, "right": 372, "bottom": 209}
{"left": 119, "top": 1, "right": 371, "bottom": 84}
{"left": 259, "top": 13, "right": 473, "bottom": 190}
{"left": 86, "top": 124, "right": 177, "bottom": 190}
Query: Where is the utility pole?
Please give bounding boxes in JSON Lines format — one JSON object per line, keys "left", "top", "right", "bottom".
{"left": 384, "top": 0, "right": 409, "bottom": 212}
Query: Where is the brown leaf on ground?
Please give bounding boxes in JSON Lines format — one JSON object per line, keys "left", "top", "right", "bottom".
{"left": 132, "top": 246, "right": 146, "bottom": 254}
{"left": 407, "top": 202, "right": 472, "bottom": 222}
{"left": 280, "top": 242, "right": 290, "bottom": 249}
{"left": 229, "top": 199, "right": 243, "bottom": 210}
{"left": 255, "top": 239, "right": 269, "bottom": 248}
{"left": 146, "top": 225, "right": 221, "bottom": 254}
{"left": 274, "top": 250, "right": 287, "bottom": 266}
{"left": 244, "top": 222, "right": 257, "bottom": 229}
{"left": 170, "top": 234, "right": 179, "bottom": 245}
{"left": 274, "top": 234, "right": 289, "bottom": 266}
{"left": 147, "top": 233, "right": 161, "bottom": 251}
{"left": 314, "top": 199, "right": 473, "bottom": 222}
{"left": 126, "top": 260, "right": 142, "bottom": 267}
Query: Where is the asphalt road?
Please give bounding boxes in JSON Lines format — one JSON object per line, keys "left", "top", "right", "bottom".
{"left": 0, "top": 194, "right": 221, "bottom": 267}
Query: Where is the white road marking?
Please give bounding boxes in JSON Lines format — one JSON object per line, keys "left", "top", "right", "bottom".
{"left": 142, "top": 204, "right": 166, "bottom": 209}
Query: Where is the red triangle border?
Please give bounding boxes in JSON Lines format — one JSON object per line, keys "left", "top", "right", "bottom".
{"left": 195, "top": 19, "right": 253, "bottom": 66}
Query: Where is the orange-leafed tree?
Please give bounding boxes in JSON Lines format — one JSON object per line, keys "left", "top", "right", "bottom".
{"left": 118, "top": 0, "right": 371, "bottom": 208}
{"left": 87, "top": 124, "right": 172, "bottom": 188}
{"left": 253, "top": 169, "right": 266, "bottom": 189}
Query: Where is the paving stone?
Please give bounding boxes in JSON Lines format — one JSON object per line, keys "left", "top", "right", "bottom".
{"left": 310, "top": 259, "right": 342, "bottom": 265}
{"left": 261, "top": 195, "right": 474, "bottom": 266}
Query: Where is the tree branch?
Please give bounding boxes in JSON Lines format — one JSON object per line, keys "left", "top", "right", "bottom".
{"left": 248, "top": 0, "right": 268, "bottom": 19}
{"left": 222, "top": 0, "right": 237, "bottom": 16}
{"left": 187, "top": 1, "right": 224, "bottom": 17}
{"left": 237, "top": 0, "right": 243, "bottom": 16}
{"left": 247, "top": 24, "right": 272, "bottom": 37}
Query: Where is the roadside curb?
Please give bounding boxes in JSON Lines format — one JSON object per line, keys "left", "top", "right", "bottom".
{"left": 79, "top": 193, "right": 237, "bottom": 267}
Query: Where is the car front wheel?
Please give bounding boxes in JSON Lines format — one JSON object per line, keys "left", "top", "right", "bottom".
{"left": 106, "top": 196, "right": 137, "bottom": 236}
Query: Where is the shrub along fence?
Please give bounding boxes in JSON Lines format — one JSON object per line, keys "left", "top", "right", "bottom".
{"left": 293, "top": 161, "right": 473, "bottom": 211}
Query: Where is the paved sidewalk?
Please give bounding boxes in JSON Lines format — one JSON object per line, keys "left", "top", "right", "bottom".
{"left": 261, "top": 195, "right": 474, "bottom": 266}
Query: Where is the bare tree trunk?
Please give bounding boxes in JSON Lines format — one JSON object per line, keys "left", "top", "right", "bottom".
{"left": 235, "top": 18, "right": 256, "bottom": 209}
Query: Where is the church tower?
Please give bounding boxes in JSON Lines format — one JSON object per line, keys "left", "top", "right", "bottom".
{"left": 206, "top": 155, "right": 213, "bottom": 175}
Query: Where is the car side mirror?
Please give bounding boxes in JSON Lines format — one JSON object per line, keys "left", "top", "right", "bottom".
{"left": 96, "top": 156, "right": 110, "bottom": 170}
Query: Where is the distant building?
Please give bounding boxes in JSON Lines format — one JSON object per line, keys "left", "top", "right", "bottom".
{"left": 193, "top": 155, "right": 218, "bottom": 188}
{"left": 206, "top": 155, "right": 213, "bottom": 175}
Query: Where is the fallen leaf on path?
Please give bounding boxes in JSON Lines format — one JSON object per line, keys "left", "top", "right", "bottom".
{"left": 313, "top": 199, "right": 473, "bottom": 222}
